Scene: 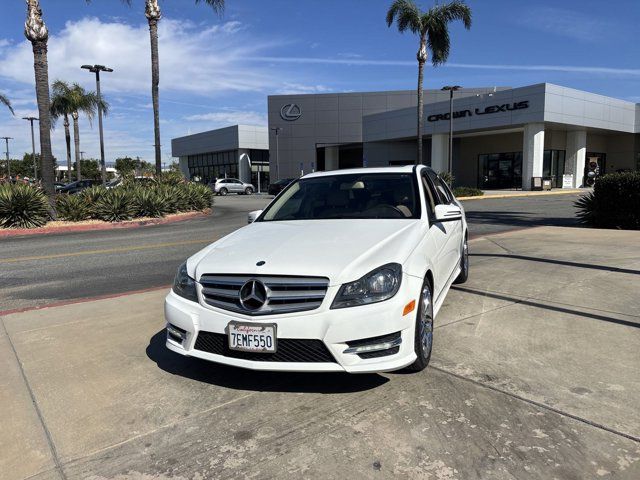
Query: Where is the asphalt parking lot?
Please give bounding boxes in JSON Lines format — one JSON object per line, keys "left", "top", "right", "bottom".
{"left": 1, "top": 213, "right": 639, "bottom": 479}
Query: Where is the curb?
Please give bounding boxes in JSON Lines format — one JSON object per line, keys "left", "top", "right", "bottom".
{"left": 0, "top": 285, "right": 171, "bottom": 317}
{"left": 457, "top": 189, "right": 586, "bottom": 201}
{"left": 0, "top": 211, "right": 209, "bottom": 239}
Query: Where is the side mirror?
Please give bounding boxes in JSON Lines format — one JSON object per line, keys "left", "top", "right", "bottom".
{"left": 434, "top": 204, "right": 462, "bottom": 222}
{"left": 248, "top": 210, "right": 263, "bottom": 224}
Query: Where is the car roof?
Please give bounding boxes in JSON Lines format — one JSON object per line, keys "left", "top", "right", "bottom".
{"left": 303, "top": 165, "right": 431, "bottom": 179}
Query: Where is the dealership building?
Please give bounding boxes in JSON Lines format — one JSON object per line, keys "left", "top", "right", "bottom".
{"left": 173, "top": 83, "right": 639, "bottom": 190}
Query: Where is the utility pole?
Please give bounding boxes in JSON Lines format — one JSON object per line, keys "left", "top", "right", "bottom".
{"left": 82, "top": 64, "right": 113, "bottom": 185}
{"left": 23, "top": 117, "right": 39, "bottom": 180}
{"left": 441, "top": 86, "right": 461, "bottom": 176}
{"left": 270, "top": 127, "right": 281, "bottom": 181}
{"left": 1, "top": 137, "right": 12, "bottom": 179}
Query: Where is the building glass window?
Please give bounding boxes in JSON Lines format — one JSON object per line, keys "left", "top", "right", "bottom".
{"left": 478, "top": 152, "right": 523, "bottom": 190}
{"left": 543, "top": 150, "right": 566, "bottom": 188}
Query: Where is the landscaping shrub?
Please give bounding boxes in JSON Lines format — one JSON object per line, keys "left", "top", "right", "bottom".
{"left": 453, "top": 186, "right": 484, "bottom": 198}
{"left": 93, "top": 188, "right": 136, "bottom": 222}
{"left": 575, "top": 172, "right": 640, "bottom": 230}
{"left": 156, "top": 171, "right": 186, "bottom": 186}
{"left": 439, "top": 171, "right": 454, "bottom": 186}
{"left": 79, "top": 185, "right": 107, "bottom": 205}
{"left": 132, "top": 187, "right": 169, "bottom": 218}
{"left": 56, "top": 193, "right": 91, "bottom": 221}
{"left": 0, "top": 183, "right": 50, "bottom": 228}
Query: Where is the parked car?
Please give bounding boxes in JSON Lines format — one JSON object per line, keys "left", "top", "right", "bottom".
{"left": 106, "top": 177, "right": 155, "bottom": 189}
{"left": 58, "top": 179, "right": 99, "bottom": 194}
{"left": 267, "top": 178, "right": 295, "bottom": 196}
{"left": 213, "top": 178, "right": 255, "bottom": 195}
{"left": 54, "top": 182, "right": 66, "bottom": 192}
{"left": 165, "top": 166, "right": 468, "bottom": 374}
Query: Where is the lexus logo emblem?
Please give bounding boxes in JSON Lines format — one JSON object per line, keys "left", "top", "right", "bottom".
{"left": 239, "top": 280, "right": 267, "bottom": 311}
{"left": 280, "top": 103, "right": 302, "bottom": 121}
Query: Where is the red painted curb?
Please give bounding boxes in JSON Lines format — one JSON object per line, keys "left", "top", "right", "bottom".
{"left": 0, "top": 284, "right": 172, "bottom": 317}
{"left": 0, "top": 211, "right": 209, "bottom": 238}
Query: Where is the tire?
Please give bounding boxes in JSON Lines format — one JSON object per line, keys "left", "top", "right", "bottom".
{"left": 245, "top": 187, "right": 254, "bottom": 195}
{"left": 453, "top": 235, "right": 469, "bottom": 284}
{"left": 406, "top": 277, "right": 434, "bottom": 372}
{"left": 219, "top": 187, "right": 228, "bottom": 196}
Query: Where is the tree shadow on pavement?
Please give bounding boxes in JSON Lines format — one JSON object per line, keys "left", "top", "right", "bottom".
{"left": 146, "top": 330, "right": 388, "bottom": 394}
{"left": 464, "top": 210, "right": 580, "bottom": 228}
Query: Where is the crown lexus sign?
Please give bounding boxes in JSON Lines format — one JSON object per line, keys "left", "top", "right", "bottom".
{"left": 427, "top": 100, "right": 529, "bottom": 122}
{"left": 280, "top": 103, "right": 302, "bottom": 121}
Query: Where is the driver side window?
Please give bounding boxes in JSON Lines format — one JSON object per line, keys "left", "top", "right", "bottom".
{"left": 421, "top": 173, "right": 437, "bottom": 218}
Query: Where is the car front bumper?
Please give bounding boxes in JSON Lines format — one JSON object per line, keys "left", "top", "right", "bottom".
{"left": 163, "top": 274, "right": 422, "bottom": 373}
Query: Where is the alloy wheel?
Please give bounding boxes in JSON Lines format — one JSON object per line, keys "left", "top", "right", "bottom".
{"left": 419, "top": 283, "right": 433, "bottom": 356}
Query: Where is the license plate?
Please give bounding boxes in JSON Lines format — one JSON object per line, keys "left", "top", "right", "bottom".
{"left": 228, "top": 322, "right": 277, "bottom": 353}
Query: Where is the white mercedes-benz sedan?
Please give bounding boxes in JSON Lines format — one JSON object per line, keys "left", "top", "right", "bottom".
{"left": 164, "top": 165, "right": 468, "bottom": 373}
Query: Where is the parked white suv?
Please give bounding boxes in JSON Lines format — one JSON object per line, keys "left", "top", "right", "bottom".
{"left": 165, "top": 166, "right": 468, "bottom": 373}
{"left": 213, "top": 178, "right": 255, "bottom": 195}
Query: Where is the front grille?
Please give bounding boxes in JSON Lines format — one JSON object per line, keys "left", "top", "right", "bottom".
{"left": 194, "top": 331, "right": 336, "bottom": 363}
{"left": 199, "top": 274, "right": 329, "bottom": 316}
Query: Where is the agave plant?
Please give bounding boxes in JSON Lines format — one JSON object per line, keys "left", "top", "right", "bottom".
{"left": 79, "top": 185, "right": 107, "bottom": 205}
{"left": 0, "top": 183, "right": 50, "bottom": 228}
{"left": 93, "top": 189, "right": 135, "bottom": 222}
{"left": 132, "top": 187, "right": 168, "bottom": 218}
{"left": 55, "top": 193, "right": 91, "bottom": 221}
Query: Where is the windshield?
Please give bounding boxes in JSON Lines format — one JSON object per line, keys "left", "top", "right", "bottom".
{"left": 260, "top": 173, "right": 420, "bottom": 221}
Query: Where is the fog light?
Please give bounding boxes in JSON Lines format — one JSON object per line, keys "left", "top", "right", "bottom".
{"left": 167, "top": 324, "right": 187, "bottom": 344}
{"left": 343, "top": 331, "right": 402, "bottom": 354}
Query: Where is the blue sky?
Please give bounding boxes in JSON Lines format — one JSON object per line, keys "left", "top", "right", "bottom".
{"left": 0, "top": 0, "right": 638, "bottom": 164}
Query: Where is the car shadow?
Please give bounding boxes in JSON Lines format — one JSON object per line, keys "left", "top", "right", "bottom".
{"left": 146, "top": 330, "right": 389, "bottom": 394}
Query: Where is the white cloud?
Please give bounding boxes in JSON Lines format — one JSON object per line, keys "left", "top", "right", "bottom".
{"left": 0, "top": 17, "right": 285, "bottom": 97}
{"left": 184, "top": 109, "right": 267, "bottom": 126}
{"left": 276, "top": 83, "right": 332, "bottom": 95}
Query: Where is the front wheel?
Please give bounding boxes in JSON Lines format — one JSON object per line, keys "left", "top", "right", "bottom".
{"left": 218, "top": 187, "right": 228, "bottom": 196}
{"left": 406, "top": 277, "right": 434, "bottom": 372}
{"left": 453, "top": 235, "right": 469, "bottom": 284}
{"left": 245, "top": 187, "right": 254, "bottom": 195}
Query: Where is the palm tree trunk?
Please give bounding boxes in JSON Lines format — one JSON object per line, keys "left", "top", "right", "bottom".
{"left": 32, "top": 39, "right": 55, "bottom": 201}
{"left": 148, "top": 17, "right": 162, "bottom": 175}
{"left": 72, "top": 112, "right": 81, "bottom": 181}
{"left": 63, "top": 113, "right": 72, "bottom": 182}
{"left": 416, "top": 36, "right": 427, "bottom": 166}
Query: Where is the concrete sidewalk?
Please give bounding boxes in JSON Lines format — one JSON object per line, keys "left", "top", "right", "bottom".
{"left": 458, "top": 188, "right": 587, "bottom": 201}
{"left": 1, "top": 226, "right": 639, "bottom": 479}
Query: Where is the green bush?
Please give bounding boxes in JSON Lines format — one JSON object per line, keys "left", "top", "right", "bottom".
{"left": 575, "top": 172, "right": 640, "bottom": 230}
{"left": 453, "top": 186, "right": 484, "bottom": 198}
{"left": 0, "top": 183, "right": 50, "bottom": 228}
{"left": 439, "top": 171, "right": 454, "bottom": 187}
{"left": 184, "top": 183, "right": 214, "bottom": 211}
{"left": 132, "top": 187, "right": 169, "bottom": 218}
{"left": 93, "top": 189, "right": 136, "bottom": 222}
{"left": 156, "top": 171, "right": 186, "bottom": 186}
{"left": 56, "top": 194, "right": 91, "bottom": 221}
{"left": 79, "top": 185, "right": 107, "bottom": 205}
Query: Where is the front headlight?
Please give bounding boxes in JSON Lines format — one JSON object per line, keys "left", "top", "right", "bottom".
{"left": 331, "top": 263, "right": 402, "bottom": 309}
{"left": 173, "top": 262, "right": 198, "bottom": 302}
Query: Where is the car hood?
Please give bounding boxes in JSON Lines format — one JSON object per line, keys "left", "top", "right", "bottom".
{"left": 190, "top": 219, "right": 423, "bottom": 286}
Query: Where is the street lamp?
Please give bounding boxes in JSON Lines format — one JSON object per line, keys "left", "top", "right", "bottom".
{"left": 82, "top": 64, "right": 113, "bottom": 185}
{"left": 23, "top": 117, "right": 39, "bottom": 180}
{"left": 1, "top": 136, "right": 12, "bottom": 179}
{"left": 441, "top": 85, "right": 461, "bottom": 175}
{"left": 270, "top": 127, "right": 281, "bottom": 181}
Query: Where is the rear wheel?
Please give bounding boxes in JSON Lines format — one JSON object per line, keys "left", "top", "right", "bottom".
{"left": 406, "top": 277, "right": 434, "bottom": 372}
{"left": 245, "top": 187, "right": 254, "bottom": 195}
{"left": 219, "top": 187, "right": 228, "bottom": 196}
{"left": 453, "top": 235, "right": 469, "bottom": 284}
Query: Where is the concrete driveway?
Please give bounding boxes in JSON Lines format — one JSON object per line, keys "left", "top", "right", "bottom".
{"left": 1, "top": 226, "right": 639, "bottom": 479}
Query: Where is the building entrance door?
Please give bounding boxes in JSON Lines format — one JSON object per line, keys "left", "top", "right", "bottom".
{"left": 478, "top": 152, "right": 523, "bottom": 189}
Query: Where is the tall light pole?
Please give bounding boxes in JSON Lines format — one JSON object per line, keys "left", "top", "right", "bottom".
{"left": 82, "top": 64, "right": 113, "bottom": 185}
{"left": 23, "top": 117, "right": 39, "bottom": 180}
{"left": 270, "top": 127, "right": 281, "bottom": 181}
{"left": 441, "top": 86, "right": 461, "bottom": 176}
{"left": 1, "top": 137, "right": 12, "bottom": 179}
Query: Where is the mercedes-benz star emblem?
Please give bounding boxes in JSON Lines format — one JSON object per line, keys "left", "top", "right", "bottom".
{"left": 239, "top": 280, "right": 267, "bottom": 311}
{"left": 280, "top": 103, "right": 302, "bottom": 121}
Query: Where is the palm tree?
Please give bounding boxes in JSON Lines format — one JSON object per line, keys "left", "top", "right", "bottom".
{"left": 386, "top": 0, "right": 471, "bottom": 165}
{"left": 100, "top": 0, "right": 224, "bottom": 175}
{"left": 0, "top": 93, "right": 15, "bottom": 115}
{"left": 51, "top": 81, "right": 107, "bottom": 182}
{"left": 25, "top": 0, "right": 55, "bottom": 197}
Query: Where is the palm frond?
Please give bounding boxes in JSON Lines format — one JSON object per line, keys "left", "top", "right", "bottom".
{"left": 386, "top": 0, "right": 421, "bottom": 33}
{"left": 0, "top": 93, "right": 15, "bottom": 115}
{"left": 195, "top": 0, "right": 225, "bottom": 15}
{"left": 425, "top": 16, "right": 450, "bottom": 65}
{"left": 437, "top": 0, "right": 472, "bottom": 29}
